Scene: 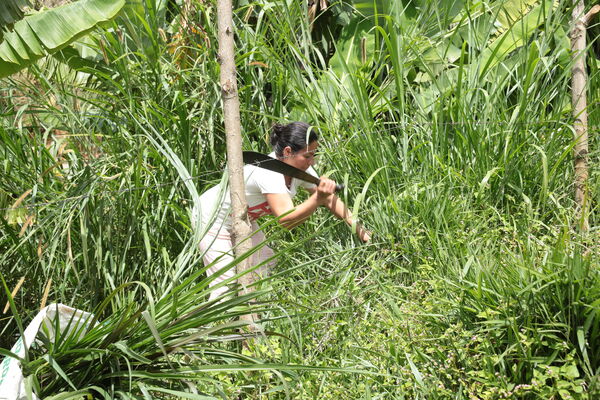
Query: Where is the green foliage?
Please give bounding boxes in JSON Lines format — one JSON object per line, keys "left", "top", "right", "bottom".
{"left": 0, "top": 0, "right": 31, "bottom": 36}
{"left": 0, "top": 0, "right": 125, "bottom": 78}
{"left": 1, "top": 0, "right": 600, "bottom": 398}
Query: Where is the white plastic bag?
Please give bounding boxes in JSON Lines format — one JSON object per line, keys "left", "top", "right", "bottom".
{"left": 0, "top": 303, "right": 94, "bottom": 400}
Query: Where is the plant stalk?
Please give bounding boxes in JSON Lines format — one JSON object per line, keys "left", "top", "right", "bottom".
{"left": 570, "top": 0, "right": 591, "bottom": 232}
{"left": 216, "top": 0, "right": 257, "bottom": 324}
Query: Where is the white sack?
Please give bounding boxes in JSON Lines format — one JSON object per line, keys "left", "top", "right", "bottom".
{"left": 0, "top": 303, "right": 94, "bottom": 400}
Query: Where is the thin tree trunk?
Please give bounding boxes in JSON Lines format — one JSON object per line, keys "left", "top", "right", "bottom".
{"left": 571, "top": 0, "right": 590, "bottom": 232}
{"left": 216, "top": 0, "right": 257, "bottom": 324}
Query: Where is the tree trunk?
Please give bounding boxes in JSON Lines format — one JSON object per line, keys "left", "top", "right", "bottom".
{"left": 571, "top": 0, "right": 590, "bottom": 232}
{"left": 216, "top": 0, "right": 256, "bottom": 324}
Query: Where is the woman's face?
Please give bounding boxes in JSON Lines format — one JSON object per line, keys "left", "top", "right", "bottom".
{"left": 282, "top": 141, "right": 318, "bottom": 171}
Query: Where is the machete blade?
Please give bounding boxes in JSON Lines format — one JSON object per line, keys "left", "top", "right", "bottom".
{"left": 242, "top": 151, "right": 344, "bottom": 192}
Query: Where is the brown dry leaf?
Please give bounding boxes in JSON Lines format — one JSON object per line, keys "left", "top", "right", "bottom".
{"left": 11, "top": 189, "right": 32, "bottom": 210}
{"left": 40, "top": 278, "right": 53, "bottom": 310}
{"left": 57, "top": 140, "right": 68, "bottom": 157}
{"left": 99, "top": 39, "right": 109, "bottom": 65}
{"left": 67, "top": 227, "right": 73, "bottom": 264}
{"left": 158, "top": 27, "right": 167, "bottom": 43}
{"left": 18, "top": 214, "right": 34, "bottom": 237}
{"left": 249, "top": 61, "right": 269, "bottom": 68}
{"left": 243, "top": 4, "right": 255, "bottom": 22}
{"left": 38, "top": 236, "right": 44, "bottom": 258}
{"left": 308, "top": 3, "right": 317, "bottom": 26}
{"left": 3, "top": 277, "right": 25, "bottom": 314}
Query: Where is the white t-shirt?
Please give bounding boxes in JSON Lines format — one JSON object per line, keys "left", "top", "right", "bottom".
{"left": 197, "top": 152, "right": 318, "bottom": 233}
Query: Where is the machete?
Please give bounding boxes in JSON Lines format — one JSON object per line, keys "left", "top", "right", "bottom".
{"left": 242, "top": 151, "right": 344, "bottom": 192}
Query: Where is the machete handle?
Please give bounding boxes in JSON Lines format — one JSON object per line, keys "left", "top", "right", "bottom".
{"left": 316, "top": 180, "right": 344, "bottom": 192}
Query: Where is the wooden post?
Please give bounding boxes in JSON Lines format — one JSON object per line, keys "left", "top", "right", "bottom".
{"left": 570, "top": 0, "right": 590, "bottom": 232}
{"left": 216, "top": 0, "right": 256, "bottom": 323}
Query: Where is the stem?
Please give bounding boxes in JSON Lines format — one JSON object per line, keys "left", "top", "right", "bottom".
{"left": 217, "top": 0, "right": 257, "bottom": 323}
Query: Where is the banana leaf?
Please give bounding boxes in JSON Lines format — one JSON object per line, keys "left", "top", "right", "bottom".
{"left": 478, "top": 0, "right": 553, "bottom": 77}
{"left": 329, "top": 17, "right": 376, "bottom": 76}
{"left": 413, "top": 0, "right": 557, "bottom": 113}
{"left": 0, "top": 0, "right": 31, "bottom": 31}
{"left": 495, "top": 0, "right": 541, "bottom": 32}
{"left": 0, "top": 0, "right": 125, "bottom": 78}
{"left": 351, "top": 0, "right": 387, "bottom": 18}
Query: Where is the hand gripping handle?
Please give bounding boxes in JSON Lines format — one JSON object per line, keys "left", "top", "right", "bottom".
{"left": 317, "top": 180, "right": 344, "bottom": 192}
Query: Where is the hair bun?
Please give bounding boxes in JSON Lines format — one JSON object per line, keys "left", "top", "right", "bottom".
{"left": 270, "top": 123, "right": 283, "bottom": 146}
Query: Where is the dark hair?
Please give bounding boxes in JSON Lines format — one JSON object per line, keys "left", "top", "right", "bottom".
{"left": 270, "top": 122, "right": 319, "bottom": 157}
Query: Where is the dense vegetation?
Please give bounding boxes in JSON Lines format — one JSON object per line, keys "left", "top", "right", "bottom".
{"left": 1, "top": 0, "right": 599, "bottom": 398}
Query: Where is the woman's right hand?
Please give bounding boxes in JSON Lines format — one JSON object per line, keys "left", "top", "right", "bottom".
{"left": 315, "top": 177, "right": 337, "bottom": 206}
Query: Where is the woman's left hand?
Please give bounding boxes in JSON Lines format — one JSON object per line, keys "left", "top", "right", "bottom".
{"left": 356, "top": 224, "right": 372, "bottom": 243}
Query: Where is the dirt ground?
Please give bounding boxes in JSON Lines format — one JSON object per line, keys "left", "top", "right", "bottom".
{"left": 36, "top": 0, "right": 72, "bottom": 8}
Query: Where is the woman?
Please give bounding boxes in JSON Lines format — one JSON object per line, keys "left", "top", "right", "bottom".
{"left": 198, "top": 122, "right": 371, "bottom": 300}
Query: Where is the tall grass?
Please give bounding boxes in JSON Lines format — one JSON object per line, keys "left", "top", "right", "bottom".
{"left": 247, "top": 1, "right": 599, "bottom": 398}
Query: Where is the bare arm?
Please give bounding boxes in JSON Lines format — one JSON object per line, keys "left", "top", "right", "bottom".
{"left": 307, "top": 189, "right": 371, "bottom": 242}
{"left": 266, "top": 177, "right": 336, "bottom": 229}
{"left": 265, "top": 192, "right": 318, "bottom": 229}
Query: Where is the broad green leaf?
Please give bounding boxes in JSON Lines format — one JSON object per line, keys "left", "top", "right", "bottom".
{"left": 0, "top": 0, "right": 125, "bottom": 78}
{"left": 563, "top": 363, "right": 580, "bottom": 379}
{"left": 0, "top": 0, "right": 31, "bottom": 30}
{"left": 495, "top": 0, "right": 541, "bottom": 32}
{"left": 351, "top": 0, "right": 387, "bottom": 18}
{"left": 479, "top": 0, "right": 553, "bottom": 77}
{"left": 328, "top": 17, "right": 376, "bottom": 76}
{"left": 52, "top": 45, "right": 109, "bottom": 73}
{"left": 414, "top": 0, "right": 556, "bottom": 111}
